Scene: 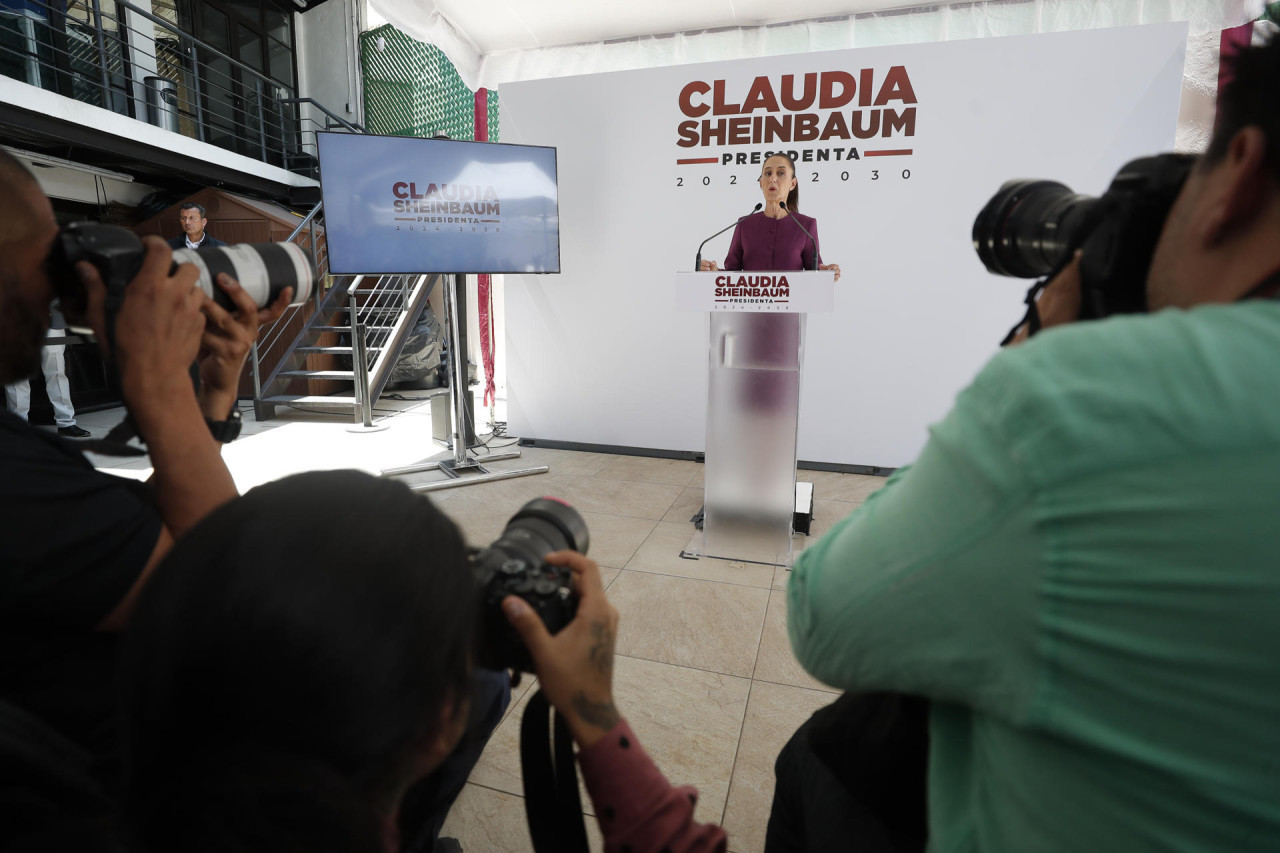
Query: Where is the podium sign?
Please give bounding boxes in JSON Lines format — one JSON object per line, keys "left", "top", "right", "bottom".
{"left": 680, "top": 270, "right": 833, "bottom": 566}
{"left": 675, "top": 270, "right": 835, "bottom": 313}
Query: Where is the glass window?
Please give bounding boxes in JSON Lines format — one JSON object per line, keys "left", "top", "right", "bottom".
{"left": 264, "top": 6, "right": 290, "bottom": 43}
{"left": 268, "top": 36, "right": 291, "bottom": 87}
{"left": 201, "top": 3, "right": 229, "bottom": 53}
{"left": 236, "top": 22, "right": 261, "bottom": 71}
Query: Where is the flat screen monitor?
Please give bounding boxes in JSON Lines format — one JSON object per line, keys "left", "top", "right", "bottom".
{"left": 317, "top": 132, "right": 560, "bottom": 275}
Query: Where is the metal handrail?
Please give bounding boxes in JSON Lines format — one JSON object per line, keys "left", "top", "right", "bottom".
{"left": 0, "top": 0, "right": 368, "bottom": 177}
{"left": 113, "top": 0, "right": 276, "bottom": 94}
{"left": 286, "top": 200, "right": 323, "bottom": 242}
{"left": 280, "top": 97, "right": 366, "bottom": 134}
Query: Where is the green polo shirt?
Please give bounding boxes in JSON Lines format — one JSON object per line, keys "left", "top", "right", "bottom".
{"left": 789, "top": 301, "right": 1280, "bottom": 852}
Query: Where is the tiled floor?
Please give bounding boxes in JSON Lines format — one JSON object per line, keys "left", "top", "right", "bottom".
{"left": 69, "top": 393, "right": 887, "bottom": 853}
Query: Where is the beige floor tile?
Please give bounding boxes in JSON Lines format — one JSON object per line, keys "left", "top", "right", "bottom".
{"left": 809, "top": 497, "right": 859, "bottom": 538}
{"left": 578, "top": 512, "right": 658, "bottom": 569}
{"left": 437, "top": 492, "right": 531, "bottom": 549}
{"left": 662, "top": 486, "right": 705, "bottom": 523}
{"left": 505, "top": 445, "right": 620, "bottom": 478}
{"left": 601, "top": 567, "right": 621, "bottom": 589}
{"left": 802, "top": 470, "right": 890, "bottom": 504}
{"left": 625, "top": 521, "right": 775, "bottom": 588}
{"left": 612, "top": 655, "right": 752, "bottom": 826}
{"left": 544, "top": 475, "right": 685, "bottom": 520}
{"left": 467, "top": 655, "right": 750, "bottom": 828}
{"left": 440, "top": 784, "right": 533, "bottom": 852}
{"left": 467, "top": 678, "right": 538, "bottom": 798}
{"left": 753, "top": 589, "right": 839, "bottom": 694}
{"left": 609, "top": 570, "right": 769, "bottom": 677}
{"left": 440, "top": 783, "right": 607, "bottom": 851}
{"left": 772, "top": 565, "right": 790, "bottom": 591}
{"left": 593, "top": 455, "right": 703, "bottom": 487}
{"left": 721, "top": 681, "right": 837, "bottom": 853}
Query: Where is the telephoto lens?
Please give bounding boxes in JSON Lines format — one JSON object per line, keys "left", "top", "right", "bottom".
{"left": 49, "top": 222, "right": 314, "bottom": 315}
{"left": 972, "top": 180, "right": 1102, "bottom": 280}
{"left": 174, "top": 243, "right": 314, "bottom": 311}
{"left": 471, "top": 497, "right": 590, "bottom": 672}
{"left": 972, "top": 154, "right": 1196, "bottom": 319}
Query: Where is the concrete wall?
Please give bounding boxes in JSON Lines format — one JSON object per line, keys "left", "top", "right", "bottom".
{"left": 295, "top": 0, "right": 365, "bottom": 139}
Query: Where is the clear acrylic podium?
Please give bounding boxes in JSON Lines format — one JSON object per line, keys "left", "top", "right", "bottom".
{"left": 675, "top": 271, "right": 835, "bottom": 566}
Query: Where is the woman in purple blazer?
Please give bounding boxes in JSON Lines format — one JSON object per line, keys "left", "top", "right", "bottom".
{"left": 700, "top": 153, "right": 841, "bottom": 279}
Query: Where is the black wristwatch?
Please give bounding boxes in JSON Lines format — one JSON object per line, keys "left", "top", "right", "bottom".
{"left": 205, "top": 408, "right": 243, "bottom": 443}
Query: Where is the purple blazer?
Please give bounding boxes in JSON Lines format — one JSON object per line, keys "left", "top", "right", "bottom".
{"left": 723, "top": 211, "right": 822, "bottom": 272}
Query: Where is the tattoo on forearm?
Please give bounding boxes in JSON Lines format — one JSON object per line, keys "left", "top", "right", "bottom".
{"left": 588, "top": 621, "right": 613, "bottom": 677}
{"left": 572, "top": 691, "right": 621, "bottom": 732}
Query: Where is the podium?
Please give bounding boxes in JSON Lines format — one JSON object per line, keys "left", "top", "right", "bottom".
{"left": 676, "top": 271, "right": 835, "bottom": 566}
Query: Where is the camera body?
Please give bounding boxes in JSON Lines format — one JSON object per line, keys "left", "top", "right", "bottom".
{"left": 973, "top": 153, "right": 1196, "bottom": 319}
{"left": 48, "top": 221, "right": 313, "bottom": 320}
{"left": 471, "top": 497, "right": 589, "bottom": 672}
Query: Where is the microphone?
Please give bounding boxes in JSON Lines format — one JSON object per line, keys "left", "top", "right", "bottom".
{"left": 695, "top": 203, "right": 762, "bottom": 271}
{"left": 779, "top": 202, "right": 819, "bottom": 271}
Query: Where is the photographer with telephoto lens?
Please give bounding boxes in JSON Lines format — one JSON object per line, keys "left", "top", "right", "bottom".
{"left": 774, "top": 34, "right": 1280, "bottom": 853}
{"left": 0, "top": 150, "right": 294, "bottom": 844}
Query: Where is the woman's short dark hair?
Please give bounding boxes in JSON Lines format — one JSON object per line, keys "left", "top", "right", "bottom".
{"left": 119, "top": 470, "right": 477, "bottom": 852}
{"left": 764, "top": 153, "right": 801, "bottom": 212}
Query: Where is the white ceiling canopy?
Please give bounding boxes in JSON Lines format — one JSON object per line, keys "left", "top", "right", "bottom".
{"left": 411, "top": 0, "right": 943, "bottom": 54}
{"left": 365, "top": 0, "right": 1263, "bottom": 146}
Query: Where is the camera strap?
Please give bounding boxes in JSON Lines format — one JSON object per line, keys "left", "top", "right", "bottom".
{"left": 520, "top": 689, "right": 589, "bottom": 853}
{"left": 1000, "top": 277, "right": 1050, "bottom": 346}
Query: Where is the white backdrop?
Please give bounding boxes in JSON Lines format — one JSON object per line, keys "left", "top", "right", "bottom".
{"left": 501, "top": 23, "right": 1188, "bottom": 468}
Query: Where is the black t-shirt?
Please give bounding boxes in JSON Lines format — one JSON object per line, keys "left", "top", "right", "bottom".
{"left": 0, "top": 410, "right": 162, "bottom": 774}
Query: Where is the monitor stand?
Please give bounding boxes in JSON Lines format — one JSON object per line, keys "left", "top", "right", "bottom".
{"left": 382, "top": 273, "right": 548, "bottom": 491}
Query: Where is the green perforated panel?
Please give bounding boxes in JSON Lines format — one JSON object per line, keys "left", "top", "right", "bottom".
{"left": 360, "top": 24, "right": 498, "bottom": 141}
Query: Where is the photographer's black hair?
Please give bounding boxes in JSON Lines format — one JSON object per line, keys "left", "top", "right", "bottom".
{"left": 1205, "top": 32, "right": 1280, "bottom": 183}
{"left": 763, "top": 152, "right": 801, "bottom": 212}
{"left": 118, "top": 470, "right": 477, "bottom": 853}
{"left": 179, "top": 201, "right": 208, "bottom": 218}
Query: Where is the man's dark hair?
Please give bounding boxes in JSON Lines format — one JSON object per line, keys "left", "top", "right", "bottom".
{"left": 1205, "top": 32, "right": 1280, "bottom": 183}
{"left": 119, "top": 470, "right": 479, "bottom": 853}
{"left": 179, "top": 202, "right": 207, "bottom": 218}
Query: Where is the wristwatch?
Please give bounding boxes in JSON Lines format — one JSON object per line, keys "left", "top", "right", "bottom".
{"left": 205, "top": 408, "right": 243, "bottom": 443}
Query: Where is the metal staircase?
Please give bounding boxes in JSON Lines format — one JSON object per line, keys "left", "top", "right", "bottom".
{"left": 249, "top": 201, "right": 439, "bottom": 421}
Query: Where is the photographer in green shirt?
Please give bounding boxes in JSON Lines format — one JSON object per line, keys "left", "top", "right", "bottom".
{"left": 785, "top": 33, "right": 1280, "bottom": 853}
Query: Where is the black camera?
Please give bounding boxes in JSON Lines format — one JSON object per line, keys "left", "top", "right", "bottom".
{"left": 972, "top": 153, "right": 1196, "bottom": 318}
{"left": 48, "top": 222, "right": 313, "bottom": 320}
{"left": 471, "top": 497, "right": 590, "bottom": 672}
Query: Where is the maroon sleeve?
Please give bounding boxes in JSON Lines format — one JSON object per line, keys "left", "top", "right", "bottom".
{"left": 577, "top": 719, "right": 728, "bottom": 853}
{"left": 723, "top": 221, "right": 745, "bottom": 271}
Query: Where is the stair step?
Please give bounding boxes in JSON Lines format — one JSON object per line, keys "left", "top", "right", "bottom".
{"left": 313, "top": 324, "right": 396, "bottom": 333}
{"left": 295, "top": 346, "right": 383, "bottom": 354}
{"left": 262, "top": 395, "right": 357, "bottom": 406}
{"left": 279, "top": 370, "right": 355, "bottom": 379}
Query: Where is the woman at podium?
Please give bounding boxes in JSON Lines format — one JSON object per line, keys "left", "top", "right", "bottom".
{"left": 699, "top": 153, "right": 841, "bottom": 280}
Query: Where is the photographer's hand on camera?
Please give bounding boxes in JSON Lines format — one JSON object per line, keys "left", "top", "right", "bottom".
{"left": 196, "top": 274, "right": 292, "bottom": 422}
{"left": 502, "top": 551, "right": 621, "bottom": 748}
{"left": 75, "top": 237, "right": 240, "bottom": 546}
{"left": 1006, "top": 250, "right": 1084, "bottom": 345}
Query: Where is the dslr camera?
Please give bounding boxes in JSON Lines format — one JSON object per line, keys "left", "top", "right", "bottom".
{"left": 972, "top": 153, "right": 1196, "bottom": 319}
{"left": 471, "top": 497, "right": 589, "bottom": 672}
{"left": 48, "top": 221, "right": 314, "bottom": 320}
